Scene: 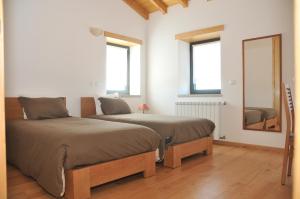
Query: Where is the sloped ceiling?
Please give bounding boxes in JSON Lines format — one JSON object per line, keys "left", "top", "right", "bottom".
{"left": 123, "top": 0, "right": 189, "bottom": 20}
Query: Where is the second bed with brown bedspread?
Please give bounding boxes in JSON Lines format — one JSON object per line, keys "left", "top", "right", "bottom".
{"left": 88, "top": 113, "right": 215, "bottom": 158}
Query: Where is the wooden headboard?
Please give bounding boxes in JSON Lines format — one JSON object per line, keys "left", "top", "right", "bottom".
{"left": 81, "top": 97, "right": 96, "bottom": 118}
{"left": 5, "top": 97, "right": 67, "bottom": 121}
{"left": 5, "top": 98, "right": 23, "bottom": 120}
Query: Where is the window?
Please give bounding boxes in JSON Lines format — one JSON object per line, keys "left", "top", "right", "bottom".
{"left": 106, "top": 43, "right": 130, "bottom": 94}
{"left": 190, "top": 38, "right": 221, "bottom": 94}
{"left": 105, "top": 32, "right": 142, "bottom": 96}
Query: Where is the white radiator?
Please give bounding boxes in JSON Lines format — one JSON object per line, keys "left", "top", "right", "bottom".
{"left": 175, "top": 101, "right": 225, "bottom": 140}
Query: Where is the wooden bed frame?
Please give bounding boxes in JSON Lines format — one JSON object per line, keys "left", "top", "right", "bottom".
{"left": 245, "top": 117, "right": 279, "bottom": 131}
{"left": 5, "top": 97, "right": 156, "bottom": 199}
{"left": 245, "top": 121, "right": 265, "bottom": 130}
{"left": 81, "top": 97, "right": 213, "bottom": 169}
{"left": 163, "top": 136, "right": 212, "bottom": 168}
{"left": 265, "top": 117, "right": 278, "bottom": 129}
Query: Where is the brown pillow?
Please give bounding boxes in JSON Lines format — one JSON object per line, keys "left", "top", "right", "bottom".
{"left": 99, "top": 97, "right": 131, "bottom": 115}
{"left": 18, "top": 97, "right": 69, "bottom": 120}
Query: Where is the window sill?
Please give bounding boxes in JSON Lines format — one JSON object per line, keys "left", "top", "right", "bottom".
{"left": 178, "top": 94, "right": 223, "bottom": 98}
{"left": 120, "top": 95, "right": 142, "bottom": 98}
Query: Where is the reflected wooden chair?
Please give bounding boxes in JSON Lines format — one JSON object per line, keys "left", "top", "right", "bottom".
{"left": 281, "top": 83, "right": 295, "bottom": 185}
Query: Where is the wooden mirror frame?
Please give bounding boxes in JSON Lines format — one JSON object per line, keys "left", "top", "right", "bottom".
{"left": 242, "top": 34, "right": 282, "bottom": 133}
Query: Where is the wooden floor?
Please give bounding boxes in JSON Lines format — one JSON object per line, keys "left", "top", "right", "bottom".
{"left": 7, "top": 145, "right": 292, "bottom": 199}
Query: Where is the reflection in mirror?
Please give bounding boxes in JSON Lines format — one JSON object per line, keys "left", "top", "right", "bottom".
{"left": 243, "top": 34, "right": 281, "bottom": 132}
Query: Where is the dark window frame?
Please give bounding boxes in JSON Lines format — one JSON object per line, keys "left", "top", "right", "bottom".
{"left": 190, "top": 38, "right": 221, "bottom": 95}
{"left": 106, "top": 42, "right": 130, "bottom": 95}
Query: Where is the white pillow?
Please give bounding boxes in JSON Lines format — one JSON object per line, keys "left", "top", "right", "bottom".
{"left": 23, "top": 108, "right": 28, "bottom": 119}
{"left": 93, "top": 95, "right": 103, "bottom": 115}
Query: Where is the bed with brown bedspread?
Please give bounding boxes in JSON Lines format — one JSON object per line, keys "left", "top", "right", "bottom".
{"left": 88, "top": 113, "right": 215, "bottom": 158}
{"left": 246, "top": 107, "right": 277, "bottom": 120}
{"left": 244, "top": 109, "right": 263, "bottom": 125}
{"left": 6, "top": 117, "right": 160, "bottom": 197}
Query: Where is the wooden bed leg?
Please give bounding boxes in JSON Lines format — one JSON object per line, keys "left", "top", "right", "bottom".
{"left": 205, "top": 138, "right": 213, "bottom": 155}
{"left": 164, "top": 147, "right": 181, "bottom": 169}
{"left": 143, "top": 151, "right": 156, "bottom": 177}
{"left": 65, "top": 168, "right": 91, "bottom": 199}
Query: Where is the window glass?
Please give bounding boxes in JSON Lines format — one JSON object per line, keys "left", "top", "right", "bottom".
{"left": 106, "top": 44, "right": 129, "bottom": 93}
{"left": 190, "top": 39, "right": 221, "bottom": 94}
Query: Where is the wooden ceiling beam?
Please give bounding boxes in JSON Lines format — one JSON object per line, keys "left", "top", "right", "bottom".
{"left": 175, "top": 25, "right": 224, "bottom": 42}
{"left": 104, "top": 31, "right": 143, "bottom": 46}
{"left": 123, "top": 0, "right": 149, "bottom": 20}
{"left": 178, "top": 0, "right": 188, "bottom": 8}
{"left": 150, "top": 0, "right": 168, "bottom": 14}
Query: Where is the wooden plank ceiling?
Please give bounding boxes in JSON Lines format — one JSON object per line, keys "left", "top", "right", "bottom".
{"left": 123, "top": 0, "right": 189, "bottom": 20}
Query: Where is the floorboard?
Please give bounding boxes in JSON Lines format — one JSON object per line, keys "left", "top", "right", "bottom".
{"left": 7, "top": 145, "right": 292, "bottom": 199}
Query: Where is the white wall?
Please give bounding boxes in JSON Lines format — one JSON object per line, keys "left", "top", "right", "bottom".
{"left": 147, "top": 0, "right": 294, "bottom": 148}
{"left": 4, "top": 0, "right": 147, "bottom": 116}
{"left": 244, "top": 38, "right": 273, "bottom": 108}
{"left": 4, "top": 0, "right": 294, "bottom": 148}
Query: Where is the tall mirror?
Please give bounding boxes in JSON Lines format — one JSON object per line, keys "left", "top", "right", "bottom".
{"left": 243, "top": 34, "right": 282, "bottom": 132}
